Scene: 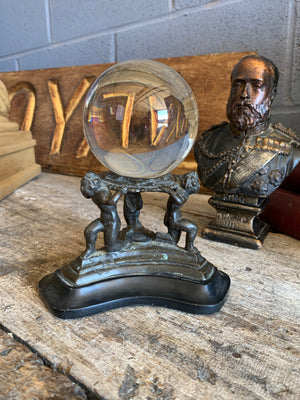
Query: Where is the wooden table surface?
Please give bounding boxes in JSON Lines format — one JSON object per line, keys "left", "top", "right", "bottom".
{"left": 0, "top": 173, "right": 299, "bottom": 400}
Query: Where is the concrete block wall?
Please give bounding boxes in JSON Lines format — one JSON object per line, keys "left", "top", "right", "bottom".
{"left": 0, "top": 0, "right": 299, "bottom": 134}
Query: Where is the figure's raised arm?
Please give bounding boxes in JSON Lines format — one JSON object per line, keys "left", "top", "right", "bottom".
{"left": 162, "top": 185, "right": 185, "bottom": 204}
{"left": 111, "top": 186, "right": 127, "bottom": 203}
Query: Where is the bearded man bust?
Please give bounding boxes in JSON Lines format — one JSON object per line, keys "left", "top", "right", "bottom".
{"left": 194, "top": 55, "right": 300, "bottom": 249}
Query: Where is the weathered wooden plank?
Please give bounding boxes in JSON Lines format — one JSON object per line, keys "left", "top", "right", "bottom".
{"left": 0, "top": 52, "right": 255, "bottom": 177}
{"left": 0, "top": 173, "right": 299, "bottom": 400}
{"left": 0, "top": 328, "right": 88, "bottom": 400}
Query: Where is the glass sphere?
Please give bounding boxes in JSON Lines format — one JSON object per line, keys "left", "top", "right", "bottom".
{"left": 83, "top": 59, "right": 198, "bottom": 178}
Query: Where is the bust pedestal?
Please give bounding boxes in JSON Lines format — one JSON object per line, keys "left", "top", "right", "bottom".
{"left": 203, "top": 194, "right": 269, "bottom": 249}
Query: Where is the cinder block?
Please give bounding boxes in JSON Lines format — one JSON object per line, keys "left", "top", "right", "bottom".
{"left": 0, "top": 0, "right": 49, "bottom": 57}
{"left": 174, "top": 0, "right": 214, "bottom": 9}
{"left": 0, "top": 59, "right": 17, "bottom": 73}
{"left": 50, "top": 0, "right": 170, "bottom": 42}
{"left": 117, "top": 0, "right": 290, "bottom": 104}
{"left": 18, "top": 35, "right": 113, "bottom": 70}
{"left": 272, "top": 106, "right": 300, "bottom": 136}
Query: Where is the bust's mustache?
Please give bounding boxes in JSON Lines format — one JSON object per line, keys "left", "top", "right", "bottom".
{"left": 226, "top": 99, "right": 270, "bottom": 131}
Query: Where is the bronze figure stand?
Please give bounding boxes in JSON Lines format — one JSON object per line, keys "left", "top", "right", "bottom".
{"left": 39, "top": 171, "right": 230, "bottom": 318}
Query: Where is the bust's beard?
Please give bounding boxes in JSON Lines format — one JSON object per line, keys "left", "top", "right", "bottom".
{"left": 226, "top": 99, "right": 271, "bottom": 134}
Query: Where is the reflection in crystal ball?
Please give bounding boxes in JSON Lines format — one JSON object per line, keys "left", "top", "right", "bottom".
{"left": 83, "top": 59, "right": 198, "bottom": 178}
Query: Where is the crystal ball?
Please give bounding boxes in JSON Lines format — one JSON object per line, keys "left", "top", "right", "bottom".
{"left": 83, "top": 59, "right": 198, "bottom": 178}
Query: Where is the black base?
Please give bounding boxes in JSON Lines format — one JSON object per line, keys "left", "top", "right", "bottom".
{"left": 39, "top": 269, "right": 230, "bottom": 319}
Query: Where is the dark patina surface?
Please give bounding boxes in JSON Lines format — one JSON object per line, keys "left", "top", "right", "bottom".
{"left": 39, "top": 171, "right": 230, "bottom": 318}
{"left": 194, "top": 55, "right": 300, "bottom": 249}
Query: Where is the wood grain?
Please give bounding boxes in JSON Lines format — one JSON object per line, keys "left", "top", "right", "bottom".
{"left": 0, "top": 328, "right": 88, "bottom": 399}
{"left": 0, "top": 172, "right": 299, "bottom": 400}
{"left": 0, "top": 52, "right": 255, "bottom": 177}
{"left": 0, "top": 130, "right": 41, "bottom": 200}
{"left": 0, "top": 81, "right": 41, "bottom": 200}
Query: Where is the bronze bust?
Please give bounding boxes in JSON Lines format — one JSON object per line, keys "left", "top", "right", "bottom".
{"left": 194, "top": 55, "right": 300, "bottom": 248}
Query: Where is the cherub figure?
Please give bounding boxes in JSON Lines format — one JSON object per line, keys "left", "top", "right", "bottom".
{"left": 80, "top": 172, "right": 126, "bottom": 257}
{"left": 161, "top": 172, "right": 200, "bottom": 253}
{"left": 121, "top": 191, "right": 155, "bottom": 242}
{"left": 124, "top": 192, "right": 143, "bottom": 232}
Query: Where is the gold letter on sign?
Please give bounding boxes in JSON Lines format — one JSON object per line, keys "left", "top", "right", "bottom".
{"left": 48, "top": 77, "right": 95, "bottom": 155}
{"left": 9, "top": 82, "right": 36, "bottom": 131}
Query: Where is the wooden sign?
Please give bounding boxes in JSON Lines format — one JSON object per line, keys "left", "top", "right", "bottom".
{"left": 0, "top": 52, "right": 254, "bottom": 177}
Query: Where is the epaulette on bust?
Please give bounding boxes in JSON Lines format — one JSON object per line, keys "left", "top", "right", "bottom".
{"left": 272, "top": 122, "right": 300, "bottom": 144}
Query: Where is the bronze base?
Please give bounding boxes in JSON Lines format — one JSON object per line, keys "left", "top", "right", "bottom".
{"left": 203, "top": 196, "right": 269, "bottom": 249}
{"left": 38, "top": 240, "right": 230, "bottom": 318}
{"left": 39, "top": 171, "right": 231, "bottom": 318}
